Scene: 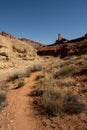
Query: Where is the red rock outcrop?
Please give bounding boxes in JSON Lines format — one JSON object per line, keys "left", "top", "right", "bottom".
{"left": 37, "top": 34, "right": 87, "bottom": 58}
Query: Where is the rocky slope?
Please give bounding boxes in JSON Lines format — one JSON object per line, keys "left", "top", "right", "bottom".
{"left": 0, "top": 32, "right": 15, "bottom": 39}
{"left": 19, "top": 38, "right": 46, "bottom": 50}
{"left": 37, "top": 34, "right": 87, "bottom": 58}
{"left": 0, "top": 32, "right": 37, "bottom": 71}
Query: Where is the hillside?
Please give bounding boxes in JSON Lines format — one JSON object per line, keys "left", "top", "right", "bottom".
{"left": 0, "top": 32, "right": 37, "bottom": 72}
{"left": 19, "top": 38, "right": 46, "bottom": 50}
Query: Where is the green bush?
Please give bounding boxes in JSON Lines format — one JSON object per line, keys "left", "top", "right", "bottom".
{"left": 16, "top": 82, "right": 24, "bottom": 89}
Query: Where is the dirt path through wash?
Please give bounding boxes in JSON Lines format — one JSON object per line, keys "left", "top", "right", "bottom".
{"left": 0, "top": 72, "right": 44, "bottom": 130}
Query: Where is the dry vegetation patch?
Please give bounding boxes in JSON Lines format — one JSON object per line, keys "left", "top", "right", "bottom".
{"left": 0, "top": 93, "right": 7, "bottom": 110}
{"left": 30, "top": 56, "right": 87, "bottom": 117}
{"left": 0, "top": 82, "right": 8, "bottom": 111}
{"left": 32, "top": 84, "right": 85, "bottom": 116}
{"left": 53, "top": 65, "right": 77, "bottom": 79}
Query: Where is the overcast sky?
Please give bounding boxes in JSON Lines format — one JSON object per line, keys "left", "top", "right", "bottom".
{"left": 0, "top": 0, "right": 87, "bottom": 44}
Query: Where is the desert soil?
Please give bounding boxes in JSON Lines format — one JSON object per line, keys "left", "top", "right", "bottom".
{"left": 0, "top": 72, "right": 42, "bottom": 130}
{"left": 0, "top": 71, "right": 87, "bottom": 130}
{"left": 0, "top": 72, "right": 41, "bottom": 130}
{"left": 0, "top": 72, "right": 56, "bottom": 130}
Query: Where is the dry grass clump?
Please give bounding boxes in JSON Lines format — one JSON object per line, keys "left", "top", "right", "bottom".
{"left": 32, "top": 86, "right": 85, "bottom": 116}
{"left": 30, "top": 56, "right": 86, "bottom": 116}
{"left": 29, "top": 88, "right": 44, "bottom": 97}
{"left": 8, "top": 72, "right": 19, "bottom": 81}
{"left": 8, "top": 64, "right": 42, "bottom": 81}
{"left": 0, "top": 82, "right": 8, "bottom": 110}
{"left": 55, "top": 77, "right": 77, "bottom": 87}
{"left": 23, "top": 64, "right": 42, "bottom": 77}
{"left": 8, "top": 69, "right": 31, "bottom": 80}
{"left": 18, "top": 69, "right": 31, "bottom": 78}
{"left": 0, "top": 93, "right": 7, "bottom": 110}
{"left": 63, "top": 93, "right": 86, "bottom": 114}
{"left": 41, "top": 87, "right": 68, "bottom": 115}
{"left": 53, "top": 65, "right": 77, "bottom": 79}
{"left": 29, "top": 64, "right": 42, "bottom": 72}
{"left": 0, "top": 82, "right": 8, "bottom": 91}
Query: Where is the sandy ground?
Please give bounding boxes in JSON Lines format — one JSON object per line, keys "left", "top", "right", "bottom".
{"left": 0, "top": 71, "right": 87, "bottom": 130}
{"left": 0, "top": 72, "right": 57, "bottom": 130}
{"left": 0, "top": 72, "right": 43, "bottom": 130}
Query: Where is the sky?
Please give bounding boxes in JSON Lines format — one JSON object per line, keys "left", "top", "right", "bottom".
{"left": 0, "top": 0, "right": 87, "bottom": 44}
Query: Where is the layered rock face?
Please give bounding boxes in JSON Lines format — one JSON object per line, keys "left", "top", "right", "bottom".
{"left": 19, "top": 38, "right": 46, "bottom": 50}
{"left": 0, "top": 32, "right": 15, "bottom": 39}
{"left": 0, "top": 32, "right": 46, "bottom": 50}
{"left": 37, "top": 34, "right": 87, "bottom": 58}
{"left": 0, "top": 32, "right": 37, "bottom": 70}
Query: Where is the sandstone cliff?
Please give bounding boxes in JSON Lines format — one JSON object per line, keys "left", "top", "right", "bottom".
{"left": 37, "top": 34, "right": 87, "bottom": 58}
{"left": 19, "top": 38, "right": 46, "bottom": 50}
{"left": 0, "top": 33, "right": 37, "bottom": 70}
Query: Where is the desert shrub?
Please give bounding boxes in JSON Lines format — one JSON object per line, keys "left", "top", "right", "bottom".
{"left": 29, "top": 89, "right": 44, "bottom": 96}
{"left": 14, "top": 82, "right": 24, "bottom": 89}
{"left": 0, "top": 82, "right": 8, "bottom": 91}
{"left": 63, "top": 93, "right": 86, "bottom": 114}
{"left": 55, "top": 77, "right": 77, "bottom": 87}
{"left": 0, "top": 93, "right": 7, "bottom": 110}
{"left": 8, "top": 73, "right": 19, "bottom": 81}
{"left": 40, "top": 87, "right": 68, "bottom": 115}
{"left": 32, "top": 86, "right": 85, "bottom": 116}
{"left": 24, "top": 68, "right": 31, "bottom": 77}
{"left": 21, "top": 65, "right": 42, "bottom": 78}
{"left": 30, "top": 64, "right": 42, "bottom": 72}
{"left": 18, "top": 81, "right": 24, "bottom": 88}
{"left": 17, "top": 69, "right": 31, "bottom": 78}
{"left": 53, "top": 65, "right": 77, "bottom": 79}
{"left": 7, "top": 64, "right": 42, "bottom": 81}
{"left": 15, "top": 67, "right": 33, "bottom": 78}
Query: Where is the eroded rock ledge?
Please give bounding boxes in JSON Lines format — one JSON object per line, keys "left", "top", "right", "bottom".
{"left": 37, "top": 34, "right": 87, "bottom": 58}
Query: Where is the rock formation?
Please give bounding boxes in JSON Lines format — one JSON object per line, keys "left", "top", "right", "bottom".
{"left": 0, "top": 32, "right": 46, "bottom": 50}
{"left": 37, "top": 34, "right": 87, "bottom": 58}
{"left": 49, "top": 33, "right": 69, "bottom": 46}
{"left": 0, "top": 32, "right": 15, "bottom": 39}
{"left": 19, "top": 38, "right": 46, "bottom": 50}
{"left": 58, "top": 33, "right": 63, "bottom": 41}
{"left": 0, "top": 32, "right": 37, "bottom": 70}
